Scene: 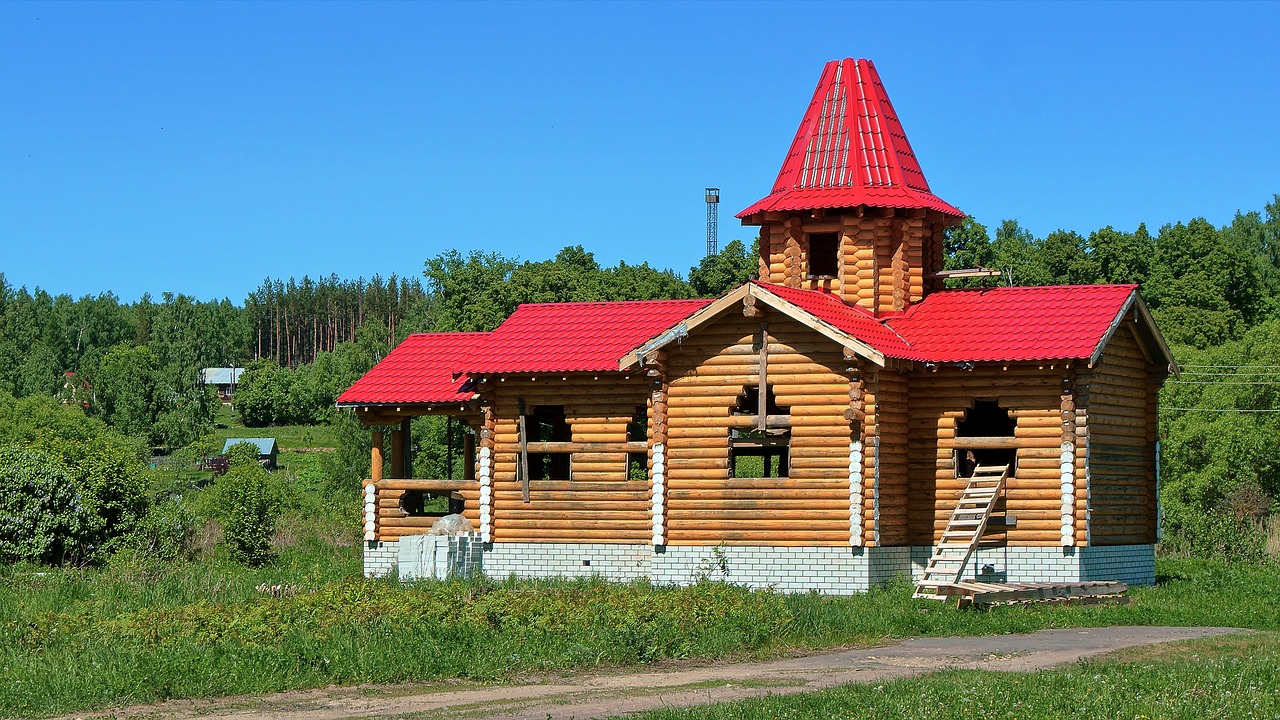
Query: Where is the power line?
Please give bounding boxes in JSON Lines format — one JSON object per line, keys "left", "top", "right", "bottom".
{"left": 1172, "top": 361, "right": 1280, "bottom": 366}
{"left": 1161, "top": 407, "right": 1280, "bottom": 413}
{"left": 1179, "top": 371, "right": 1280, "bottom": 377}
{"left": 1168, "top": 380, "right": 1280, "bottom": 385}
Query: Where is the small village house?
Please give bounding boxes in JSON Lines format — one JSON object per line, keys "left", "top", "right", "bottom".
{"left": 338, "top": 58, "right": 1174, "bottom": 595}
{"left": 222, "top": 437, "right": 278, "bottom": 470}
{"left": 201, "top": 367, "right": 244, "bottom": 403}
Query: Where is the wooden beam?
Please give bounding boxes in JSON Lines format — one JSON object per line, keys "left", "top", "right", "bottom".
{"left": 758, "top": 322, "right": 769, "bottom": 431}
{"left": 375, "top": 479, "right": 480, "bottom": 492}
{"left": 389, "top": 423, "right": 405, "bottom": 480}
{"left": 727, "top": 414, "right": 791, "bottom": 429}
{"left": 518, "top": 398, "right": 530, "bottom": 503}
{"left": 400, "top": 418, "right": 412, "bottom": 479}
{"left": 370, "top": 430, "right": 384, "bottom": 483}
{"left": 926, "top": 268, "right": 1002, "bottom": 279}
{"left": 951, "top": 436, "right": 1021, "bottom": 449}
{"left": 463, "top": 430, "right": 476, "bottom": 481}
{"left": 525, "top": 441, "right": 648, "bottom": 453}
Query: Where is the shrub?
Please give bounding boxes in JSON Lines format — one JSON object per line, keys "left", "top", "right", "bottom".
{"left": 127, "top": 498, "right": 199, "bottom": 563}
{"left": 212, "top": 446, "right": 285, "bottom": 566}
{"left": 0, "top": 445, "right": 92, "bottom": 564}
{"left": 1160, "top": 496, "right": 1268, "bottom": 563}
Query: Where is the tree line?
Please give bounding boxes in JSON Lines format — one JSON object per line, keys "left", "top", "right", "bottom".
{"left": 3, "top": 196, "right": 1279, "bottom": 562}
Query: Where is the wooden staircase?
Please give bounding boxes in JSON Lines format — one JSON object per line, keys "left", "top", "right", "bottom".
{"left": 913, "top": 463, "right": 1009, "bottom": 600}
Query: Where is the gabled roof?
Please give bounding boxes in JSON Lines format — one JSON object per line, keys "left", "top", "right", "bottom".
{"left": 223, "top": 438, "right": 277, "bottom": 456}
{"left": 201, "top": 367, "right": 244, "bottom": 385}
{"left": 336, "top": 332, "right": 484, "bottom": 405}
{"left": 886, "top": 284, "right": 1157, "bottom": 364}
{"left": 622, "top": 282, "right": 1168, "bottom": 369}
{"left": 459, "top": 299, "right": 711, "bottom": 374}
{"left": 738, "top": 58, "right": 963, "bottom": 220}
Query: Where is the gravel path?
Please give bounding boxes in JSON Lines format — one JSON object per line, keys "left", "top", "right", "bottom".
{"left": 72, "top": 625, "right": 1238, "bottom": 720}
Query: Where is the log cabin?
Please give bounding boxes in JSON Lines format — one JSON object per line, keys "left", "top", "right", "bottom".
{"left": 338, "top": 58, "right": 1174, "bottom": 594}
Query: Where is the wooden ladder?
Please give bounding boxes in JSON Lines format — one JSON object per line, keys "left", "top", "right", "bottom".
{"left": 913, "top": 463, "right": 1009, "bottom": 600}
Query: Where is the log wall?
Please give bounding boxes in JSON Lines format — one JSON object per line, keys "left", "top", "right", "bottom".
{"left": 754, "top": 210, "right": 952, "bottom": 313}
{"left": 1079, "top": 326, "right": 1160, "bottom": 545}
{"left": 906, "top": 364, "right": 1079, "bottom": 546}
{"left": 874, "top": 369, "right": 911, "bottom": 545}
{"left": 489, "top": 376, "right": 652, "bottom": 543}
{"left": 664, "top": 309, "right": 859, "bottom": 546}
{"left": 374, "top": 482, "right": 482, "bottom": 541}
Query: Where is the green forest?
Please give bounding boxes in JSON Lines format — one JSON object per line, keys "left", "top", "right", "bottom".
{"left": 1, "top": 196, "right": 1278, "bottom": 568}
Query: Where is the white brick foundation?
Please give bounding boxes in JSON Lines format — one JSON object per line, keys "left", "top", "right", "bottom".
{"left": 366, "top": 539, "right": 1154, "bottom": 590}
{"left": 910, "top": 543, "right": 1155, "bottom": 585}
{"left": 484, "top": 542, "right": 653, "bottom": 582}
{"left": 364, "top": 540, "right": 399, "bottom": 578}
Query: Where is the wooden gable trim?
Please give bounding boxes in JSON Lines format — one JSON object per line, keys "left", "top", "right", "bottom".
{"left": 619, "top": 283, "right": 886, "bottom": 370}
{"left": 1088, "top": 291, "right": 1177, "bottom": 375}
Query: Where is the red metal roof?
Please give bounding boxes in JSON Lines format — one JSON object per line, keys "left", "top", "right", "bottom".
{"left": 754, "top": 282, "right": 1137, "bottom": 363}
{"left": 755, "top": 282, "right": 915, "bottom": 358}
{"left": 336, "top": 332, "right": 485, "bottom": 405}
{"left": 339, "top": 286, "right": 1140, "bottom": 404}
{"left": 458, "top": 298, "right": 712, "bottom": 374}
{"left": 738, "top": 58, "right": 963, "bottom": 220}
{"left": 887, "top": 284, "right": 1138, "bottom": 363}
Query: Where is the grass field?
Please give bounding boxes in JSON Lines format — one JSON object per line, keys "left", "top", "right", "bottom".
{"left": 617, "top": 632, "right": 1280, "bottom": 720}
{"left": 2, "top": 554, "right": 1277, "bottom": 718}
{"left": 209, "top": 404, "right": 339, "bottom": 451}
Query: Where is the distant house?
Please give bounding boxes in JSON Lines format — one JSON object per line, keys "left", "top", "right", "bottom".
{"left": 222, "top": 438, "right": 278, "bottom": 470}
{"left": 201, "top": 367, "right": 244, "bottom": 402}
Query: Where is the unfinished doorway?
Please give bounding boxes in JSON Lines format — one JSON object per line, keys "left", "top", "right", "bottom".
{"left": 954, "top": 400, "right": 1016, "bottom": 477}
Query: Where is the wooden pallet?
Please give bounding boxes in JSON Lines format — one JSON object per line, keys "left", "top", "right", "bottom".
{"left": 913, "top": 464, "right": 1009, "bottom": 600}
{"left": 935, "top": 580, "right": 1130, "bottom": 608}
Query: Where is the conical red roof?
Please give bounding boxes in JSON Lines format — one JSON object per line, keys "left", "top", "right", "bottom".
{"left": 738, "top": 58, "right": 962, "bottom": 219}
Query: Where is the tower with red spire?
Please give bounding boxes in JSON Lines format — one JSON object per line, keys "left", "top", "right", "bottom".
{"left": 738, "top": 58, "right": 965, "bottom": 314}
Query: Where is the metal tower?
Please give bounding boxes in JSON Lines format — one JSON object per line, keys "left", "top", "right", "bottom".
{"left": 705, "top": 187, "right": 719, "bottom": 256}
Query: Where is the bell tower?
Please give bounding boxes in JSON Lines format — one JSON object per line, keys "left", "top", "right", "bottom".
{"left": 738, "top": 58, "right": 965, "bottom": 315}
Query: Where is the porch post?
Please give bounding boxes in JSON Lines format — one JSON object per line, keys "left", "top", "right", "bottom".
{"left": 370, "top": 430, "right": 384, "bottom": 483}
{"left": 390, "top": 424, "right": 405, "bottom": 479}
{"left": 400, "top": 418, "right": 412, "bottom": 479}
{"left": 463, "top": 428, "right": 476, "bottom": 480}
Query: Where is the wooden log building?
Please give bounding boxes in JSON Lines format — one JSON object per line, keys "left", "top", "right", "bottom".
{"left": 338, "top": 58, "right": 1174, "bottom": 592}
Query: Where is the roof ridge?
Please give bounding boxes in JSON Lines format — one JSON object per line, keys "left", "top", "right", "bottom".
{"left": 512, "top": 298, "right": 709, "bottom": 309}
{"left": 738, "top": 58, "right": 962, "bottom": 219}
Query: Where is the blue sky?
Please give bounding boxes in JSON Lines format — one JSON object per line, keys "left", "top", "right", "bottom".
{"left": 2, "top": 1, "right": 1277, "bottom": 303}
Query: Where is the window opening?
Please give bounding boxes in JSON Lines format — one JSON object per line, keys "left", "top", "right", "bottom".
{"left": 807, "top": 232, "right": 840, "bottom": 278}
{"left": 954, "top": 400, "right": 1016, "bottom": 477}
{"left": 398, "top": 490, "right": 462, "bottom": 516}
{"left": 526, "top": 405, "right": 571, "bottom": 480}
{"left": 729, "top": 385, "right": 790, "bottom": 478}
{"left": 627, "top": 404, "right": 648, "bottom": 481}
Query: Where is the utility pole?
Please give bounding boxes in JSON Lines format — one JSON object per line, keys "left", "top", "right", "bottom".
{"left": 705, "top": 187, "right": 719, "bottom": 256}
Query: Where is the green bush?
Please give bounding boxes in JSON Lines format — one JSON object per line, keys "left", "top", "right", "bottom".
{"left": 0, "top": 445, "right": 92, "bottom": 564}
{"left": 1160, "top": 496, "right": 1269, "bottom": 562}
{"left": 212, "top": 445, "right": 285, "bottom": 566}
{"left": 126, "top": 498, "right": 199, "bottom": 563}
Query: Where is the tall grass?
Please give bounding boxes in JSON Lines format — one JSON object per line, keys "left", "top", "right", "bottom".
{"left": 2, "top": 554, "right": 1278, "bottom": 718}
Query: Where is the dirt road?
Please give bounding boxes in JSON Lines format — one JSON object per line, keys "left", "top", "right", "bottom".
{"left": 76, "top": 625, "right": 1237, "bottom": 720}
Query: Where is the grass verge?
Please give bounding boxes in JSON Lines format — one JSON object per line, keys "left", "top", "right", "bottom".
{"left": 1, "top": 556, "right": 1276, "bottom": 718}
{"left": 617, "top": 631, "right": 1280, "bottom": 719}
